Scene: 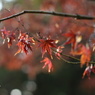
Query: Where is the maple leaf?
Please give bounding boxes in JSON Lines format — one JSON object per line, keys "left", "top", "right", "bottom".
{"left": 71, "top": 44, "right": 91, "bottom": 67}
{"left": 39, "top": 39, "right": 57, "bottom": 58}
{"left": 82, "top": 64, "right": 95, "bottom": 79}
{"left": 15, "top": 32, "right": 34, "bottom": 55}
{"left": 41, "top": 57, "right": 53, "bottom": 72}
{"left": 1, "top": 27, "right": 15, "bottom": 48}
{"left": 63, "top": 30, "right": 82, "bottom": 51}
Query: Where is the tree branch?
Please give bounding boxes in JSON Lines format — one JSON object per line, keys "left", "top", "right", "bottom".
{"left": 0, "top": 10, "right": 95, "bottom": 22}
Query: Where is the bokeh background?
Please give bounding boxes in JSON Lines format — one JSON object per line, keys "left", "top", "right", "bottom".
{"left": 0, "top": 0, "right": 95, "bottom": 95}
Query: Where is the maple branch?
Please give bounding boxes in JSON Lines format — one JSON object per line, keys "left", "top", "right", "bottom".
{"left": 59, "top": 56, "right": 95, "bottom": 64}
{"left": 52, "top": 50, "right": 95, "bottom": 64}
{"left": 58, "top": 56, "right": 79, "bottom": 64}
{"left": 1, "top": 10, "right": 95, "bottom": 65}
{"left": 0, "top": 10, "right": 95, "bottom": 22}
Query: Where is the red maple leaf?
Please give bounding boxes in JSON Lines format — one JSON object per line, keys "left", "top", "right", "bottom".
{"left": 71, "top": 44, "right": 91, "bottom": 67}
{"left": 1, "top": 27, "right": 15, "bottom": 48}
{"left": 63, "top": 30, "right": 82, "bottom": 51}
{"left": 41, "top": 57, "right": 53, "bottom": 72}
{"left": 15, "top": 32, "right": 34, "bottom": 55}
{"left": 39, "top": 39, "right": 57, "bottom": 58}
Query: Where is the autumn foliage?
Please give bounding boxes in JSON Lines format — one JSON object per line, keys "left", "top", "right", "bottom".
{"left": 0, "top": 0, "right": 95, "bottom": 79}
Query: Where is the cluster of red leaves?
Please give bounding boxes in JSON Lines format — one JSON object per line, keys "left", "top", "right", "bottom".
{"left": 1, "top": 27, "right": 15, "bottom": 48}
{"left": 39, "top": 39, "right": 57, "bottom": 72}
{"left": 62, "top": 30, "right": 95, "bottom": 79}
{"left": 82, "top": 65, "right": 95, "bottom": 79}
{"left": 0, "top": 27, "right": 57, "bottom": 72}
{"left": 15, "top": 32, "right": 35, "bottom": 55}
{"left": 62, "top": 30, "right": 92, "bottom": 67}
{"left": 0, "top": 27, "right": 94, "bottom": 77}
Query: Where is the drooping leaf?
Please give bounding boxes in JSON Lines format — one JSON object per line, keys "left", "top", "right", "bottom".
{"left": 41, "top": 57, "right": 53, "bottom": 72}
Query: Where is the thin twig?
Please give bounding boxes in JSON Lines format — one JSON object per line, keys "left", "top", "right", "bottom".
{"left": 61, "top": 53, "right": 80, "bottom": 61}
{"left": 0, "top": 10, "right": 95, "bottom": 22}
{"left": 4, "top": 9, "right": 40, "bottom": 42}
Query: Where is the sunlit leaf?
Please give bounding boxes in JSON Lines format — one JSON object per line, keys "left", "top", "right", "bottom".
{"left": 41, "top": 57, "right": 53, "bottom": 72}
{"left": 71, "top": 44, "right": 91, "bottom": 67}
